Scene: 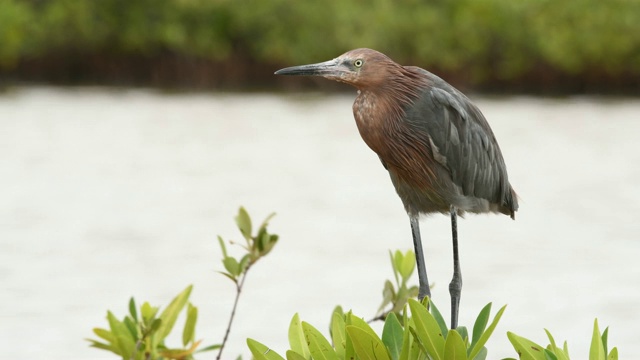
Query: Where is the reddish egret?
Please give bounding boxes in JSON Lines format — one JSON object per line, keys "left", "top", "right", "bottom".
{"left": 275, "top": 48, "right": 518, "bottom": 329}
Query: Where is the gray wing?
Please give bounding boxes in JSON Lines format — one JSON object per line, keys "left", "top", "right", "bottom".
{"left": 402, "top": 72, "right": 513, "bottom": 207}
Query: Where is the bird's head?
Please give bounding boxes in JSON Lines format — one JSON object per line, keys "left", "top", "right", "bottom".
{"left": 275, "top": 48, "right": 402, "bottom": 90}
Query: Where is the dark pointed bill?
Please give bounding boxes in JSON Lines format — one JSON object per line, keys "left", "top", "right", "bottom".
{"left": 274, "top": 58, "right": 342, "bottom": 76}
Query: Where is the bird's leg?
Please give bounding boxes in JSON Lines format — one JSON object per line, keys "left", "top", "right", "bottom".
{"left": 410, "top": 215, "right": 431, "bottom": 301}
{"left": 449, "top": 206, "right": 462, "bottom": 329}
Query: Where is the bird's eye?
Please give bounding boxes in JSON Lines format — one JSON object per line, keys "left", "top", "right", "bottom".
{"left": 354, "top": 59, "right": 364, "bottom": 68}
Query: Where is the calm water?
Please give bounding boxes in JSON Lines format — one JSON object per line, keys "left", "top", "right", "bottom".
{"left": 1, "top": 87, "right": 639, "bottom": 359}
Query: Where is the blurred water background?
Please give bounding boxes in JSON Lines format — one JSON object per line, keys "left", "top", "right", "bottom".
{"left": 1, "top": 88, "right": 639, "bottom": 359}
{"left": 1, "top": 0, "right": 639, "bottom": 359}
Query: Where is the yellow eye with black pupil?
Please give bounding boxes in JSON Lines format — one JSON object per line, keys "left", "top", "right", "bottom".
{"left": 354, "top": 59, "right": 363, "bottom": 68}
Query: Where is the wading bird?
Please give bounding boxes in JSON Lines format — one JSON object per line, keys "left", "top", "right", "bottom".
{"left": 275, "top": 49, "right": 518, "bottom": 329}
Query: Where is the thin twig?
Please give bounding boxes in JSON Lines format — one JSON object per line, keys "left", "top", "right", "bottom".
{"left": 216, "top": 265, "right": 251, "bottom": 360}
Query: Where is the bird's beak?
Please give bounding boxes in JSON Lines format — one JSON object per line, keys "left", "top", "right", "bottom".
{"left": 274, "top": 58, "right": 346, "bottom": 78}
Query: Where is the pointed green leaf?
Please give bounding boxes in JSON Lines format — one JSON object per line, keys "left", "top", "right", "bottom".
{"left": 123, "top": 316, "right": 139, "bottom": 340}
{"left": 590, "top": 319, "right": 605, "bottom": 360}
{"left": 601, "top": 327, "right": 609, "bottom": 357}
{"left": 544, "top": 329, "right": 557, "bottom": 350}
{"left": 544, "top": 349, "right": 559, "bottom": 360}
{"left": 182, "top": 303, "right": 198, "bottom": 346}
{"left": 544, "top": 329, "right": 569, "bottom": 360}
{"left": 286, "top": 350, "right": 308, "bottom": 360}
{"left": 471, "top": 303, "right": 491, "bottom": 349}
{"left": 506, "top": 332, "right": 546, "bottom": 360}
{"left": 149, "top": 318, "right": 162, "bottom": 334}
{"left": 347, "top": 325, "right": 391, "bottom": 360}
{"left": 408, "top": 298, "right": 445, "bottom": 360}
{"left": 608, "top": 347, "right": 618, "bottom": 360}
{"left": 129, "top": 297, "right": 138, "bottom": 322}
{"left": 239, "top": 254, "right": 251, "bottom": 273}
{"left": 106, "top": 311, "right": 135, "bottom": 357}
{"left": 331, "top": 311, "right": 346, "bottom": 359}
{"left": 258, "top": 212, "right": 277, "bottom": 231}
{"left": 389, "top": 251, "right": 401, "bottom": 286}
{"left": 429, "top": 299, "right": 449, "bottom": 339}
{"left": 196, "top": 344, "right": 221, "bottom": 353}
{"left": 399, "top": 310, "right": 412, "bottom": 360}
{"left": 382, "top": 312, "right": 403, "bottom": 360}
{"left": 468, "top": 305, "right": 506, "bottom": 360}
{"left": 457, "top": 326, "right": 469, "bottom": 345}
{"left": 347, "top": 313, "right": 380, "bottom": 339}
{"left": 247, "top": 338, "right": 285, "bottom": 360}
{"left": 378, "top": 280, "right": 396, "bottom": 314}
{"left": 218, "top": 235, "right": 229, "bottom": 257}
{"left": 92, "top": 328, "right": 115, "bottom": 343}
{"left": 236, "top": 207, "right": 253, "bottom": 241}
{"left": 444, "top": 329, "right": 468, "bottom": 360}
{"left": 87, "top": 339, "right": 119, "bottom": 353}
{"left": 288, "top": 313, "right": 310, "bottom": 359}
{"left": 156, "top": 285, "right": 192, "bottom": 342}
{"left": 302, "top": 321, "right": 339, "bottom": 360}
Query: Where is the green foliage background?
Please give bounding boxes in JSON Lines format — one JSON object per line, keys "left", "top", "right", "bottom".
{"left": 1, "top": 0, "right": 639, "bottom": 91}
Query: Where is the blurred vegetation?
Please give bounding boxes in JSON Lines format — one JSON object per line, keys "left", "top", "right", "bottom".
{"left": 1, "top": 0, "right": 639, "bottom": 93}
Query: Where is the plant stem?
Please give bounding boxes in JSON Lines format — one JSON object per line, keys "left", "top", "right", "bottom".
{"left": 216, "top": 265, "right": 251, "bottom": 360}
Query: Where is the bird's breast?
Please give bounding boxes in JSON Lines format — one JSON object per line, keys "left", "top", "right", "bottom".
{"left": 353, "top": 92, "right": 389, "bottom": 155}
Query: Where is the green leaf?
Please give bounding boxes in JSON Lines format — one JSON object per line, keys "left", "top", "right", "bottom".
{"left": 444, "top": 330, "right": 468, "bottom": 360}
{"left": 399, "top": 250, "right": 415, "bottom": 281}
{"left": 471, "top": 303, "right": 491, "bottom": 349}
{"left": 239, "top": 254, "right": 251, "bottom": 273}
{"left": 563, "top": 341, "right": 570, "bottom": 357}
{"left": 182, "top": 303, "right": 198, "bottom": 346}
{"left": 302, "top": 321, "right": 339, "bottom": 360}
{"left": 544, "top": 349, "right": 559, "bottom": 360}
{"left": 506, "top": 332, "right": 546, "bottom": 360}
{"left": 468, "top": 305, "right": 506, "bottom": 360}
{"left": 457, "top": 326, "right": 469, "bottom": 347}
{"left": 601, "top": 327, "right": 609, "bottom": 357}
{"left": 288, "top": 313, "right": 310, "bottom": 359}
{"left": 106, "top": 311, "right": 135, "bottom": 357}
{"left": 123, "top": 316, "right": 139, "bottom": 339}
{"left": 258, "top": 212, "right": 277, "bottom": 231}
{"left": 196, "top": 344, "right": 221, "bottom": 353}
{"left": 156, "top": 285, "right": 192, "bottom": 343}
{"left": 149, "top": 318, "right": 162, "bottom": 334}
{"left": 382, "top": 312, "right": 403, "bottom": 360}
{"left": 589, "top": 319, "right": 605, "bottom": 360}
{"left": 471, "top": 346, "right": 487, "bottom": 360}
{"left": 347, "top": 325, "right": 391, "bottom": 360}
{"left": 608, "top": 347, "right": 618, "bottom": 360}
{"left": 389, "top": 251, "right": 401, "bottom": 286}
{"left": 429, "top": 300, "right": 449, "bottom": 340}
{"left": 87, "top": 339, "right": 119, "bottom": 353}
{"left": 408, "top": 298, "right": 445, "bottom": 360}
{"left": 286, "top": 350, "right": 308, "bottom": 360}
{"left": 247, "top": 338, "right": 286, "bottom": 360}
{"left": 223, "top": 256, "right": 240, "bottom": 277}
{"left": 92, "top": 328, "right": 115, "bottom": 343}
{"left": 347, "top": 313, "right": 380, "bottom": 339}
{"left": 236, "top": 206, "right": 253, "bottom": 241}
{"left": 129, "top": 297, "right": 138, "bottom": 322}
{"left": 331, "top": 311, "right": 346, "bottom": 359}
{"left": 140, "top": 302, "right": 158, "bottom": 321}
{"left": 218, "top": 235, "right": 228, "bottom": 258}
{"left": 544, "top": 329, "right": 569, "bottom": 360}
